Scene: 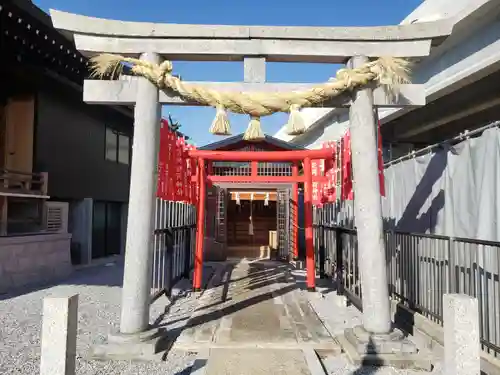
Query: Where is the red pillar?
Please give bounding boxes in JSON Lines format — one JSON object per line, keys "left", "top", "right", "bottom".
{"left": 303, "top": 157, "right": 315, "bottom": 291}
{"left": 292, "top": 163, "right": 299, "bottom": 259}
{"left": 193, "top": 158, "right": 206, "bottom": 291}
{"left": 251, "top": 161, "right": 258, "bottom": 177}
{"left": 207, "top": 161, "right": 213, "bottom": 188}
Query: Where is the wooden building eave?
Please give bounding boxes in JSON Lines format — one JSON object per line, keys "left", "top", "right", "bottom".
{"left": 2, "top": 0, "right": 134, "bottom": 119}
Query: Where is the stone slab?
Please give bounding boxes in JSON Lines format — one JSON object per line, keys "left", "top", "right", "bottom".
{"left": 174, "top": 342, "right": 341, "bottom": 352}
{"left": 297, "top": 299, "right": 334, "bottom": 343}
{"left": 204, "top": 348, "right": 312, "bottom": 375}
{"left": 229, "top": 301, "right": 297, "bottom": 344}
{"left": 173, "top": 260, "right": 340, "bottom": 356}
{"left": 189, "top": 351, "right": 209, "bottom": 375}
{"left": 303, "top": 348, "right": 328, "bottom": 375}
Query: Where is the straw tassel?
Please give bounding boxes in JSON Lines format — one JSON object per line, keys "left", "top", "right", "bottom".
{"left": 89, "top": 53, "right": 125, "bottom": 79}
{"left": 243, "top": 116, "right": 265, "bottom": 141}
{"left": 286, "top": 104, "right": 306, "bottom": 136}
{"left": 209, "top": 105, "right": 232, "bottom": 136}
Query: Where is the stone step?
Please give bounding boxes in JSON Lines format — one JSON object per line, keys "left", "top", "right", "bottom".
{"left": 201, "top": 348, "right": 323, "bottom": 375}
{"left": 175, "top": 341, "right": 341, "bottom": 352}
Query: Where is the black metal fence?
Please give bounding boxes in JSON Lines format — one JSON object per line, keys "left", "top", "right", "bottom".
{"left": 313, "top": 222, "right": 500, "bottom": 358}
{"left": 151, "top": 199, "right": 196, "bottom": 301}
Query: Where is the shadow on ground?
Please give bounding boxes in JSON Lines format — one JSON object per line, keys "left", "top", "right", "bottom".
{"left": 0, "top": 258, "right": 125, "bottom": 301}
{"left": 350, "top": 338, "right": 383, "bottom": 374}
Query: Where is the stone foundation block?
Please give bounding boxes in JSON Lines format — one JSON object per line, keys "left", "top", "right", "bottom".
{"left": 444, "top": 294, "right": 480, "bottom": 375}
{"left": 339, "top": 325, "right": 432, "bottom": 371}
{"left": 90, "top": 327, "right": 171, "bottom": 362}
{"left": 40, "top": 294, "right": 78, "bottom": 375}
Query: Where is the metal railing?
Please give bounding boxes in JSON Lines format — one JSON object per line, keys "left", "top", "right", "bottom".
{"left": 151, "top": 199, "right": 196, "bottom": 301}
{"left": 314, "top": 223, "right": 500, "bottom": 358}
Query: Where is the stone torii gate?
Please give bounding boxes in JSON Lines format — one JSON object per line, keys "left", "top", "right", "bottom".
{"left": 50, "top": 9, "right": 452, "bottom": 362}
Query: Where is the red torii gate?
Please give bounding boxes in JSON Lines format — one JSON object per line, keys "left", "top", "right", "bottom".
{"left": 188, "top": 147, "right": 334, "bottom": 292}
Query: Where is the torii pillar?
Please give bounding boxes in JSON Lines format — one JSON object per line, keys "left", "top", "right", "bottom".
{"left": 340, "top": 56, "right": 422, "bottom": 368}
{"left": 119, "top": 52, "right": 161, "bottom": 336}
{"left": 348, "top": 55, "right": 391, "bottom": 334}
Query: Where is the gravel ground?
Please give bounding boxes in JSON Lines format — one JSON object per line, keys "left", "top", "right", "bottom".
{"left": 306, "top": 281, "right": 444, "bottom": 375}
{"left": 0, "top": 259, "right": 198, "bottom": 375}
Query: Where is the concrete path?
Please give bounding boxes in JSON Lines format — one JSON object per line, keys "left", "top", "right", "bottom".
{"left": 173, "top": 260, "right": 340, "bottom": 374}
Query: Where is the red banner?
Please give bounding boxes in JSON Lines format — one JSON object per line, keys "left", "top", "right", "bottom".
{"left": 321, "top": 141, "right": 337, "bottom": 204}
{"left": 176, "top": 136, "right": 189, "bottom": 203}
{"left": 323, "top": 141, "right": 335, "bottom": 174}
{"left": 341, "top": 131, "right": 354, "bottom": 200}
{"left": 186, "top": 144, "right": 198, "bottom": 206}
{"left": 157, "top": 118, "right": 199, "bottom": 204}
{"left": 164, "top": 127, "right": 175, "bottom": 201}
{"left": 184, "top": 144, "right": 193, "bottom": 205}
{"left": 157, "top": 119, "right": 168, "bottom": 198}
{"left": 174, "top": 136, "right": 185, "bottom": 202}
{"left": 194, "top": 148, "right": 199, "bottom": 207}
{"left": 339, "top": 123, "right": 385, "bottom": 201}
{"left": 311, "top": 159, "right": 321, "bottom": 207}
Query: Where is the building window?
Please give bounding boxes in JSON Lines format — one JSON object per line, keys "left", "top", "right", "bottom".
{"left": 106, "top": 127, "right": 130, "bottom": 165}
{"left": 118, "top": 134, "right": 130, "bottom": 164}
{"left": 105, "top": 128, "right": 118, "bottom": 161}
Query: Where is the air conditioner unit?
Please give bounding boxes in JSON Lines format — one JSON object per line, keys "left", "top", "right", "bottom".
{"left": 44, "top": 201, "right": 69, "bottom": 234}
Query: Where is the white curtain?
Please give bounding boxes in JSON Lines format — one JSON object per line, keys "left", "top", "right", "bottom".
{"left": 382, "top": 127, "right": 500, "bottom": 241}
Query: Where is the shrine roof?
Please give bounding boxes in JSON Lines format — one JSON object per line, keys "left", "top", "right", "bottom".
{"left": 199, "top": 134, "right": 305, "bottom": 151}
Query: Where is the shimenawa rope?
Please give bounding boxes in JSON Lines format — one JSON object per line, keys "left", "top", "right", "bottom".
{"left": 89, "top": 54, "right": 411, "bottom": 141}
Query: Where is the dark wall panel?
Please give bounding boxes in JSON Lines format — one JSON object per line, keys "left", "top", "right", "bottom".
{"left": 35, "top": 86, "right": 132, "bottom": 202}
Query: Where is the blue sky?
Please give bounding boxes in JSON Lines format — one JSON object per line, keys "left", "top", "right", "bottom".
{"left": 34, "top": 0, "right": 422, "bottom": 146}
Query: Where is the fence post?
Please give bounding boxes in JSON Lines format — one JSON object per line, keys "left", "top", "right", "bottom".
{"left": 335, "top": 228, "right": 344, "bottom": 296}
{"left": 319, "top": 225, "right": 326, "bottom": 279}
{"left": 184, "top": 227, "right": 191, "bottom": 278}
{"left": 40, "top": 294, "right": 78, "bottom": 375}
{"left": 165, "top": 228, "right": 174, "bottom": 296}
{"left": 447, "top": 237, "right": 455, "bottom": 293}
{"left": 443, "top": 294, "right": 480, "bottom": 375}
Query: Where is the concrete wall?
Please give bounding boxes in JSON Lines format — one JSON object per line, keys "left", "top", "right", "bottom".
{"left": 34, "top": 79, "right": 133, "bottom": 202}
{"left": 294, "top": 111, "right": 350, "bottom": 149}
{"left": 0, "top": 233, "right": 72, "bottom": 294}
